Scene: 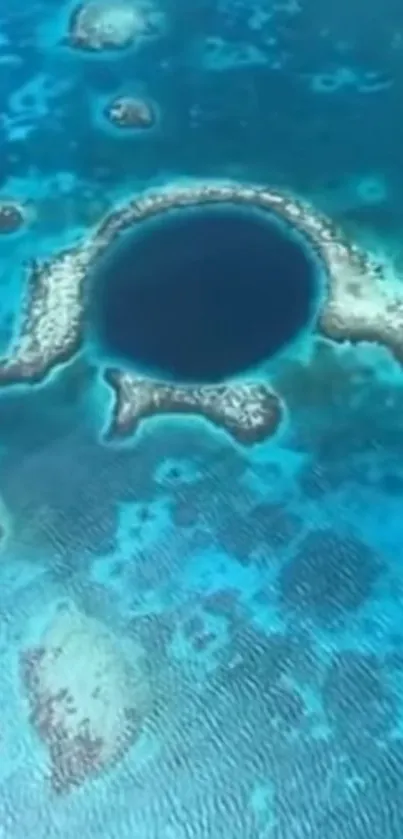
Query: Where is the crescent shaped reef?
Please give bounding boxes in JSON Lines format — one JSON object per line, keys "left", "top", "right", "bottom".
{"left": 0, "top": 181, "right": 400, "bottom": 445}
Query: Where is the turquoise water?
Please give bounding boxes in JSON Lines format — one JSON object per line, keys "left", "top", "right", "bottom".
{"left": 1, "top": 1, "right": 403, "bottom": 837}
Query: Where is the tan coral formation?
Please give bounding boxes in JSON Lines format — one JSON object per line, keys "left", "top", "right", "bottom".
{"left": 105, "top": 95, "right": 156, "bottom": 129}
{"left": 318, "top": 245, "right": 403, "bottom": 359}
{"left": 1, "top": 180, "right": 402, "bottom": 441}
{"left": 20, "top": 604, "right": 150, "bottom": 794}
{"left": 0, "top": 247, "right": 93, "bottom": 384}
{"left": 104, "top": 368, "right": 283, "bottom": 444}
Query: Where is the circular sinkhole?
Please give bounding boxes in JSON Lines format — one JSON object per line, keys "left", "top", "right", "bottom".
{"left": 90, "top": 204, "right": 322, "bottom": 382}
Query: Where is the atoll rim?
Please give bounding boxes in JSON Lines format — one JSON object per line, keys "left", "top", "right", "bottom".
{"left": 1, "top": 179, "right": 403, "bottom": 445}
{"left": 103, "top": 368, "right": 284, "bottom": 444}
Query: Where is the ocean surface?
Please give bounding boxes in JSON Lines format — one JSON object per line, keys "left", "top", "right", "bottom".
{"left": 1, "top": 1, "right": 403, "bottom": 837}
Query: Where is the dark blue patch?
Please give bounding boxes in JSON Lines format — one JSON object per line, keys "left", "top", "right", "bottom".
{"left": 91, "top": 205, "right": 320, "bottom": 381}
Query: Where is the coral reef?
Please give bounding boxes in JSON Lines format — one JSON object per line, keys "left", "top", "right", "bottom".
{"left": 0, "top": 247, "right": 92, "bottom": 384}
{"left": 20, "top": 604, "right": 150, "bottom": 793}
{"left": 215, "top": 627, "right": 312, "bottom": 740}
{"left": 105, "top": 96, "right": 156, "bottom": 129}
{"left": 209, "top": 500, "right": 301, "bottom": 565}
{"left": 3, "top": 180, "right": 403, "bottom": 443}
{"left": 68, "top": 1, "right": 152, "bottom": 51}
{"left": 279, "top": 528, "right": 382, "bottom": 625}
{"left": 104, "top": 368, "right": 283, "bottom": 444}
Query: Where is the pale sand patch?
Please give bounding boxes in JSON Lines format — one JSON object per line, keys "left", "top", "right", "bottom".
{"left": 20, "top": 603, "right": 150, "bottom": 793}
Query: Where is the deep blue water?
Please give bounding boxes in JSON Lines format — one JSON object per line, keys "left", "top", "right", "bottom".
{"left": 0, "top": 1, "right": 403, "bottom": 838}
{"left": 93, "top": 206, "right": 319, "bottom": 380}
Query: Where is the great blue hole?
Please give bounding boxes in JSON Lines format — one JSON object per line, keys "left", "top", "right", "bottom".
{"left": 91, "top": 205, "right": 322, "bottom": 382}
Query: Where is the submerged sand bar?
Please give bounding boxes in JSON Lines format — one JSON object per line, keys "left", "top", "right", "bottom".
{"left": 2, "top": 180, "right": 403, "bottom": 440}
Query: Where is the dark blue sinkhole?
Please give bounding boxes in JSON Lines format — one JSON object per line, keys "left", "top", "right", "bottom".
{"left": 90, "top": 204, "right": 323, "bottom": 382}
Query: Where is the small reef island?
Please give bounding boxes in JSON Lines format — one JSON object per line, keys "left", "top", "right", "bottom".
{"left": 104, "top": 96, "right": 156, "bottom": 130}
{"left": 67, "top": 0, "right": 157, "bottom": 51}
{"left": 0, "top": 180, "right": 401, "bottom": 445}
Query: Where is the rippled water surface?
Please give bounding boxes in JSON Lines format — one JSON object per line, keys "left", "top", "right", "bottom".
{"left": 1, "top": 1, "right": 403, "bottom": 837}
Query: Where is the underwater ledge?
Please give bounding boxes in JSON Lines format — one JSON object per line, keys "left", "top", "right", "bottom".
{"left": 0, "top": 179, "right": 400, "bottom": 445}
